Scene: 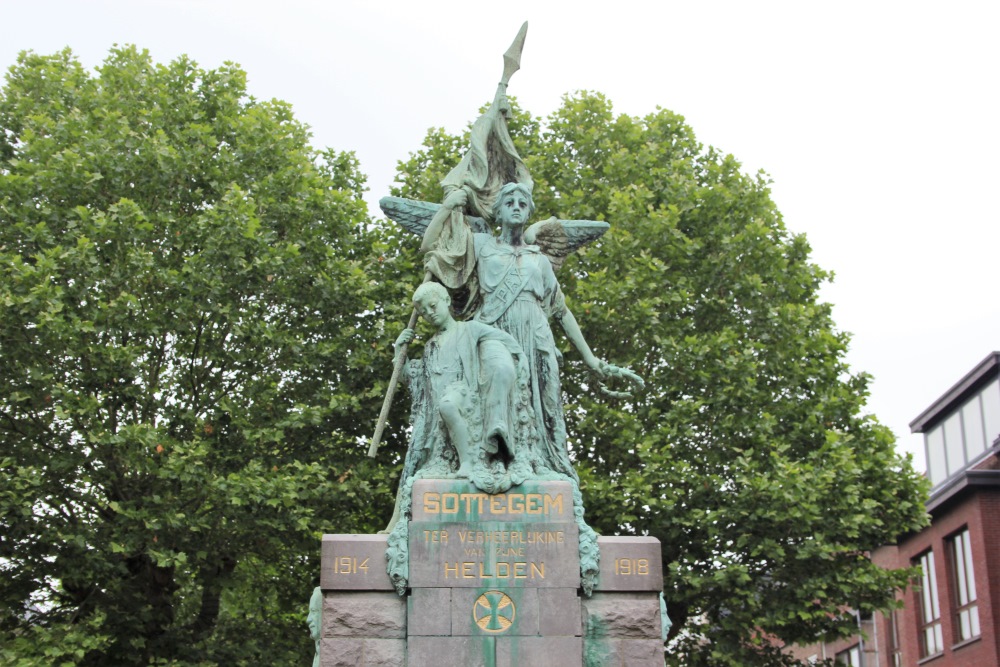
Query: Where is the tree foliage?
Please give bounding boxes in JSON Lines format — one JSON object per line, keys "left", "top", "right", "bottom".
{"left": 0, "top": 44, "right": 930, "bottom": 665}
{"left": 0, "top": 47, "right": 411, "bottom": 665}
{"left": 392, "top": 93, "right": 930, "bottom": 665}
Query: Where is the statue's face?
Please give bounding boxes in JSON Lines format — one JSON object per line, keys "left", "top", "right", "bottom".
{"left": 307, "top": 601, "right": 321, "bottom": 639}
{"left": 415, "top": 293, "right": 450, "bottom": 329}
{"left": 496, "top": 190, "right": 531, "bottom": 226}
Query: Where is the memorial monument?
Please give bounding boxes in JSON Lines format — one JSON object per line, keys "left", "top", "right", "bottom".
{"left": 318, "top": 23, "right": 669, "bottom": 666}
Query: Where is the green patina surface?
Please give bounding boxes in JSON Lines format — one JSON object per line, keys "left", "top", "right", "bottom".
{"left": 583, "top": 615, "right": 612, "bottom": 667}
{"left": 479, "top": 636, "right": 497, "bottom": 667}
{"left": 307, "top": 586, "right": 322, "bottom": 667}
{"left": 377, "top": 31, "right": 638, "bottom": 604}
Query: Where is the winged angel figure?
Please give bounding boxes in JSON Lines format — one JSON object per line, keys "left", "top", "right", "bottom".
{"left": 377, "top": 22, "right": 641, "bottom": 596}
{"left": 380, "top": 91, "right": 642, "bottom": 488}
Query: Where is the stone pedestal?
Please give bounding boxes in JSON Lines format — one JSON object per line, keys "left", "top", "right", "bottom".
{"left": 319, "top": 534, "right": 406, "bottom": 666}
{"left": 319, "top": 480, "right": 665, "bottom": 666}
{"left": 407, "top": 480, "right": 582, "bottom": 667}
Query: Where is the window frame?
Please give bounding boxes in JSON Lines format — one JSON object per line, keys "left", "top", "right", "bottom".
{"left": 834, "top": 644, "right": 861, "bottom": 666}
{"left": 915, "top": 550, "right": 944, "bottom": 658}
{"left": 947, "top": 528, "right": 980, "bottom": 644}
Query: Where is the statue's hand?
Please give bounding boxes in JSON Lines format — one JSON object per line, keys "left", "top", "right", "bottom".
{"left": 498, "top": 92, "right": 512, "bottom": 118}
{"left": 442, "top": 189, "right": 468, "bottom": 211}
{"left": 584, "top": 354, "right": 606, "bottom": 375}
{"left": 591, "top": 359, "right": 645, "bottom": 398}
{"left": 394, "top": 328, "right": 415, "bottom": 352}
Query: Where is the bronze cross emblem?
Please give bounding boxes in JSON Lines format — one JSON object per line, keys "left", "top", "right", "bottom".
{"left": 474, "top": 590, "right": 515, "bottom": 633}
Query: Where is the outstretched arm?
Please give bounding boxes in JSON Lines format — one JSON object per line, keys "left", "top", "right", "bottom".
{"left": 558, "top": 308, "right": 645, "bottom": 396}
{"left": 557, "top": 308, "right": 603, "bottom": 372}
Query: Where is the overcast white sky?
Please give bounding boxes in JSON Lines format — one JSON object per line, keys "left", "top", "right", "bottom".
{"left": 4, "top": 1, "right": 998, "bottom": 470}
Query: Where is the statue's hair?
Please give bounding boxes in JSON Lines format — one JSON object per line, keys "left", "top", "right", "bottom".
{"left": 492, "top": 182, "right": 536, "bottom": 221}
{"left": 412, "top": 281, "right": 450, "bottom": 305}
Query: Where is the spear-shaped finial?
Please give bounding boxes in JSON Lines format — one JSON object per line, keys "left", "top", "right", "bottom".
{"left": 367, "top": 21, "right": 530, "bottom": 460}
{"left": 501, "top": 21, "right": 528, "bottom": 86}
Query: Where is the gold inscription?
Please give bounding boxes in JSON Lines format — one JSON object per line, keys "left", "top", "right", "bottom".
{"left": 454, "top": 529, "right": 564, "bottom": 544}
{"left": 332, "top": 557, "right": 370, "bottom": 575}
{"left": 614, "top": 558, "right": 650, "bottom": 576}
{"left": 495, "top": 546, "right": 525, "bottom": 557}
{"left": 424, "top": 494, "right": 438, "bottom": 512}
{"left": 422, "top": 492, "right": 565, "bottom": 517}
{"left": 510, "top": 495, "right": 524, "bottom": 513}
{"left": 423, "top": 530, "right": 449, "bottom": 544}
{"left": 442, "top": 561, "right": 546, "bottom": 580}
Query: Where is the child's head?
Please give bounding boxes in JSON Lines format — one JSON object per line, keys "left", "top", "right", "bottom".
{"left": 412, "top": 282, "right": 452, "bottom": 328}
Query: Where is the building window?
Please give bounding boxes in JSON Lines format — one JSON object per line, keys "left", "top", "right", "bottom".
{"left": 924, "top": 378, "right": 1000, "bottom": 489}
{"left": 926, "top": 424, "right": 947, "bottom": 486}
{"left": 835, "top": 645, "right": 860, "bottom": 666}
{"left": 949, "top": 529, "right": 980, "bottom": 642}
{"left": 961, "top": 396, "right": 987, "bottom": 460}
{"left": 916, "top": 550, "right": 944, "bottom": 657}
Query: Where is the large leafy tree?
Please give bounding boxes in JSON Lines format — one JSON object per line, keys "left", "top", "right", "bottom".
{"left": 391, "top": 94, "right": 929, "bottom": 665}
{"left": 0, "top": 48, "right": 409, "bottom": 665}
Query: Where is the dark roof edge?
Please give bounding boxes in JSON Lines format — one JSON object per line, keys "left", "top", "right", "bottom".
{"left": 910, "top": 352, "right": 1000, "bottom": 433}
{"left": 926, "top": 469, "right": 1000, "bottom": 515}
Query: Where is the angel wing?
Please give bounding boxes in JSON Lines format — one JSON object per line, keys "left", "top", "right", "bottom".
{"left": 526, "top": 218, "right": 610, "bottom": 271}
{"left": 379, "top": 196, "right": 490, "bottom": 236}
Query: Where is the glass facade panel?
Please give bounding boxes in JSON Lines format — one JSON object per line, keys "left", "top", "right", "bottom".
{"left": 982, "top": 379, "right": 1000, "bottom": 446}
{"left": 917, "top": 551, "right": 944, "bottom": 656}
{"left": 926, "top": 426, "right": 947, "bottom": 487}
{"left": 962, "top": 396, "right": 987, "bottom": 460}
{"left": 950, "top": 529, "right": 980, "bottom": 642}
{"left": 943, "top": 412, "right": 964, "bottom": 477}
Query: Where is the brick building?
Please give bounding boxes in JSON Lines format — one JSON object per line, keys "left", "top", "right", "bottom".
{"left": 792, "top": 351, "right": 1000, "bottom": 665}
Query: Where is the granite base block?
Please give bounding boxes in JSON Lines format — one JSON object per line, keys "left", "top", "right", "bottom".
{"left": 323, "top": 592, "right": 406, "bottom": 639}
{"left": 582, "top": 592, "right": 661, "bottom": 639}
{"left": 496, "top": 635, "right": 583, "bottom": 667}
{"left": 320, "top": 638, "right": 362, "bottom": 667}
{"left": 320, "top": 638, "right": 405, "bottom": 667}
{"left": 583, "top": 637, "right": 665, "bottom": 667}
{"left": 538, "top": 587, "right": 582, "bottom": 636}
{"left": 621, "top": 638, "right": 666, "bottom": 666}
{"left": 450, "top": 586, "right": 539, "bottom": 637}
{"left": 407, "top": 587, "right": 452, "bottom": 636}
{"left": 406, "top": 635, "right": 495, "bottom": 667}
{"left": 362, "top": 638, "right": 407, "bottom": 667}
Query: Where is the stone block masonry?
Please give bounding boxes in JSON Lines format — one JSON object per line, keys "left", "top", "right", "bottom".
{"left": 319, "top": 481, "right": 666, "bottom": 666}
